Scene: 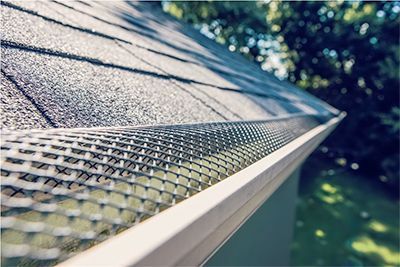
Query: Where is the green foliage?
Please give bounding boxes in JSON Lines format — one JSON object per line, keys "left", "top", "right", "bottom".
{"left": 292, "top": 157, "right": 399, "bottom": 266}
{"left": 162, "top": 1, "right": 400, "bottom": 191}
{"left": 379, "top": 106, "right": 400, "bottom": 134}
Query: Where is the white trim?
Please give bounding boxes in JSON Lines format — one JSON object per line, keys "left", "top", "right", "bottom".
{"left": 58, "top": 114, "right": 344, "bottom": 267}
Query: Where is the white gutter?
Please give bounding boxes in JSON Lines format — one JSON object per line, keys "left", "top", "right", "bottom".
{"left": 59, "top": 113, "right": 344, "bottom": 267}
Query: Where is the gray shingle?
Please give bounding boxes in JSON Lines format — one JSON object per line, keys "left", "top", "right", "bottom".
{"left": 185, "top": 83, "right": 278, "bottom": 120}
{"left": 1, "top": 4, "right": 161, "bottom": 75}
{"left": 2, "top": 47, "right": 224, "bottom": 128}
{"left": 1, "top": 1, "right": 338, "bottom": 131}
{"left": 1, "top": 73, "right": 50, "bottom": 130}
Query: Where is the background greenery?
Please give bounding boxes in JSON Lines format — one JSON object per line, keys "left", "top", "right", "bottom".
{"left": 293, "top": 153, "right": 399, "bottom": 266}
{"left": 162, "top": 0, "right": 399, "bottom": 193}
{"left": 161, "top": 1, "right": 399, "bottom": 265}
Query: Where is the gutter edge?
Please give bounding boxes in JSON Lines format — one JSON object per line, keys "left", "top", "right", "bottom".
{"left": 59, "top": 113, "right": 345, "bottom": 266}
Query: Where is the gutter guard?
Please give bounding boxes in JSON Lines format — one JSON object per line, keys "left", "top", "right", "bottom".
{"left": 0, "top": 113, "right": 343, "bottom": 266}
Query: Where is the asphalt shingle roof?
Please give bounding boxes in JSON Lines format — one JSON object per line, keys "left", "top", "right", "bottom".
{"left": 1, "top": 0, "right": 338, "bottom": 130}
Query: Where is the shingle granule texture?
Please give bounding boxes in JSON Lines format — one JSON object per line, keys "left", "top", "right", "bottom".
{"left": 1, "top": 0, "right": 339, "bottom": 130}
{"left": 0, "top": 2, "right": 341, "bottom": 265}
{"left": 0, "top": 73, "right": 51, "bottom": 129}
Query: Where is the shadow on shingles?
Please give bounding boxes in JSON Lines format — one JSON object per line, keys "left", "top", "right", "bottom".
{"left": 50, "top": 0, "right": 237, "bottom": 77}
{"left": 124, "top": 2, "right": 331, "bottom": 116}
{"left": 118, "top": 11, "right": 157, "bottom": 34}
{"left": 79, "top": 1, "right": 307, "bottom": 115}
{"left": 113, "top": 8, "right": 225, "bottom": 67}
{"left": 1, "top": 40, "right": 290, "bottom": 104}
{"left": 2, "top": 1, "right": 131, "bottom": 44}
{"left": 18, "top": 0, "right": 302, "bottom": 112}
{"left": 1, "top": 1, "right": 318, "bottom": 116}
{"left": 123, "top": 1, "right": 261, "bottom": 72}
{"left": 119, "top": 2, "right": 312, "bottom": 115}
{"left": 1, "top": 69, "right": 58, "bottom": 128}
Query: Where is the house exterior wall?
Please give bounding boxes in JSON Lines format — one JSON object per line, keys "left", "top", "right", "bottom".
{"left": 206, "top": 168, "right": 300, "bottom": 266}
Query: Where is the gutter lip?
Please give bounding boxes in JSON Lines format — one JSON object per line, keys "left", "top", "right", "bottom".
{"left": 57, "top": 112, "right": 345, "bottom": 267}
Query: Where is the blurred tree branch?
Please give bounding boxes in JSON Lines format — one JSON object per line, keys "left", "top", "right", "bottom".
{"left": 163, "top": 0, "right": 400, "bottom": 192}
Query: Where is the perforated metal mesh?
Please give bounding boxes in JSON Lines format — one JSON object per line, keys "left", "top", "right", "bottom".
{"left": 1, "top": 115, "right": 322, "bottom": 266}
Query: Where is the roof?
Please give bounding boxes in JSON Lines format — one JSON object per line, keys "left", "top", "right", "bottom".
{"left": 1, "top": 0, "right": 338, "bottom": 131}
{"left": 0, "top": 1, "right": 343, "bottom": 266}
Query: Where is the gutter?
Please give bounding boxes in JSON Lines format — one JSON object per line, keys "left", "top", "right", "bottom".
{"left": 59, "top": 113, "right": 345, "bottom": 266}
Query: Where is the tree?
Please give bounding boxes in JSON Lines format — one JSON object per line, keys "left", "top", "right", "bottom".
{"left": 163, "top": 1, "right": 400, "bottom": 193}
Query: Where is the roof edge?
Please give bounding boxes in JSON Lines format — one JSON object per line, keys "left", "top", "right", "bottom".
{"left": 59, "top": 113, "right": 345, "bottom": 266}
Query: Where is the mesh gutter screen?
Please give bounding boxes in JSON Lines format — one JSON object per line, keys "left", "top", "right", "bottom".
{"left": 1, "top": 115, "right": 324, "bottom": 266}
